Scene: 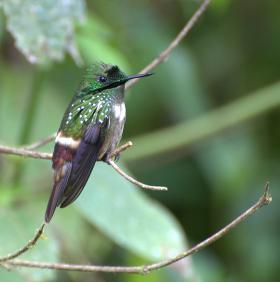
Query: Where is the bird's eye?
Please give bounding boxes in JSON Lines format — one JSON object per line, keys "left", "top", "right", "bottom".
{"left": 98, "top": 76, "right": 107, "bottom": 83}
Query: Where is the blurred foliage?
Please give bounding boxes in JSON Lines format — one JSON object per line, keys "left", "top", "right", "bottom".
{"left": 0, "top": 203, "right": 59, "bottom": 281}
{"left": 0, "top": 0, "right": 279, "bottom": 282}
{"left": 0, "top": 0, "right": 85, "bottom": 64}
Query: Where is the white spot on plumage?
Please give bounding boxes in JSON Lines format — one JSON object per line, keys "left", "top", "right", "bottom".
{"left": 55, "top": 131, "right": 80, "bottom": 149}
{"left": 113, "top": 103, "right": 126, "bottom": 121}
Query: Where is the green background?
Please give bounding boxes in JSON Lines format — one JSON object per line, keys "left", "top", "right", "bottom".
{"left": 0, "top": 0, "right": 279, "bottom": 281}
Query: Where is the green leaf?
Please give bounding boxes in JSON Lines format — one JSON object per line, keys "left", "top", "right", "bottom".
{"left": 0, "top": 203, "right": 59, "bottom": 282}
{"left": 75, "top": 162, "right": 194, "bottom": 278}
{"left": 1, "top": 0, "right": 85, "bottom": 64}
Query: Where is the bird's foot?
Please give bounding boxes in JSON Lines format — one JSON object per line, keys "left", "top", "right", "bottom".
{"left": 103, "top": 153, "right": 120, "bottom": 164}
{"left": 114, "top": 153, "right": 120, "bottom": 162}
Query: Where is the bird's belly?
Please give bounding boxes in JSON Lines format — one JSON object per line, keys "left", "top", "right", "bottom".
{"left": 98, "top": 103, "right": 126, "bottom": 160}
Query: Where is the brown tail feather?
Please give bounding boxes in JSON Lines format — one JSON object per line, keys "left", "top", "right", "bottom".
{"left": 45, "top": 161, "right": 72, "bottom": 222}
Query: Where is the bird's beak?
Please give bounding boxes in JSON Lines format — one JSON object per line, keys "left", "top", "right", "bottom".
{"left": 125, "top": 72, "right": 153, "bottom": 81}
{"left": 113, "top": 73, "right": 153, "bottom": 87}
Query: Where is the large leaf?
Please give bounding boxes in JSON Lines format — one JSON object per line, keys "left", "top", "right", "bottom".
{"left": 1, "top": 0, "right": 85, "bottom": 64}
{"left": 75, "top": 162, "right": 194, "bottom": 278}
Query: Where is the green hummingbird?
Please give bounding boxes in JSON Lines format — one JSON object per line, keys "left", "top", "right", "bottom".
{"left": 45, "top": 62, "right": 152, "bottom": 222}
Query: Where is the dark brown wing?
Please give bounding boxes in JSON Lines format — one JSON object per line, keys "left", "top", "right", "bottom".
{"left": 45, "top": 123, "right": 103, "bottom": 223}
{"left": 60, "top": 123, "right": 102, "bottom": 207}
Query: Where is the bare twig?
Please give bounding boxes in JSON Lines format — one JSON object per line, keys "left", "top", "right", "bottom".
{"left": 0, "top": 144, "right": 52, "bottom": 160}
{"left": 126, "top": 0, "right": 211, "bottom": 89}
{"left": 109, "top": 159, "right": 168, "bottom": 191}
{"left": 0, "top": 142, "right": 166, "bottom": 191}
{"left": 23, "top": 133, "right": 56, "bottom": 150}
{"left": 0, "top": 263, "right": 12, "bottom": 271}
{"left": 0, "top": 141, "right": 131, "bottom": 162}
{"left": 110, "top": 141, "right": 133, "bottom": 158}
{"left": 2, "top": 184, "right": 271, "bottom": 273}
{"left": 0, "top": 224, "right": 45, "bottom": 263}
{"left": 109, "top": 141, "right": 167, "bottom": 191}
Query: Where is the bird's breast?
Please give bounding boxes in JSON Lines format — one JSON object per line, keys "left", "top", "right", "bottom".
{"left": 113, "top": 102, "right": 126, "bottom": 122}
{"left": 97, "top": 102, "right": 126, "bottom": 160}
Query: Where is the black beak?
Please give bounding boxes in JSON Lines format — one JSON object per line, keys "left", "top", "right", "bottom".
{"left": 126, "top": 73, "right": 153, "bottom": 81}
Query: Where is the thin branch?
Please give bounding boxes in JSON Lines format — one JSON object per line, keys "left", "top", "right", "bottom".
{"left": 2, "top": 184, "right": 271, "bottom": 273}
{"left": 0, "top": 142, "right": 165, "bottom": 192}
{"left": 0, "top": 141, "right": 132, "bottom": 162}
{"left": 0, "top": 224, "right": 45, "bottom": 263}
{"left": 110, "top": 141, "right": 133, "bottom": 158}
{"left": 109, "top": 159, "right": 168, "bottom": 191}
{"left": 0, "top": 263, "right": 12, "bottom": 271}
{"left": 126, "top": 0, "right": 211, "bottom": 90}
{"left": 109, "top": 141, "right": 167, "bottom": 191}
{"left": 23, "top": 133, "right": 56, "bottom": 150}
{"left": 0, "top": 144, "right": 52, "bottom": 160}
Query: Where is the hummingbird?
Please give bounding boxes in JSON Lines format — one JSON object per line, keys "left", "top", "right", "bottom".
{"left": 45, "top": 62, "right": 152, "bottom": 223}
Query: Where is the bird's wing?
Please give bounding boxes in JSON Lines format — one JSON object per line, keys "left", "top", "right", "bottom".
{"left": 45, "top": 122, "right": 105, "bottom": 223}
{"left": 60, "top": 123, "right": 103, "bottom": 207}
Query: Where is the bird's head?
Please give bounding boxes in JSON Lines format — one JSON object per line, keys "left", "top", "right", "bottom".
{"left": 82, "top": 62, "right": 152, "bottom": 93}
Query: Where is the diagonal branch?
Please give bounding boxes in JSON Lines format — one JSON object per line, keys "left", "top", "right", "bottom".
{"left": 126, "top": 0, "right": 211, "bottom": 89}
{"left": 109, "top": 141, "right": 168, "bottom": 191}
{"left": 0, "top": 224, "right": 45, "bottom": 263}
{"left": 109, "top": 160, "right": 167, "bottom": 191}
{"left": 0, "top": 144, "right": 52, "bottom": 160}
{"left": 109, "top": 141, "right": 133, "bottom": 158}
{"left": 1, "top": 184, "right": 272, "bottom": 273}
{"left": 23, "top": 133, "right": 56, "bottom": 150}
{"left": 0, "top": 142, "right": 166, "bottom": 192}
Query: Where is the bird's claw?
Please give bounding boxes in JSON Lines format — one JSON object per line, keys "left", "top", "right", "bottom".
{"left": 103, "top": 153, "right": 120, "bottom": 164}
{"left": 113, "top": 153, "right": 120, "bottom": 162}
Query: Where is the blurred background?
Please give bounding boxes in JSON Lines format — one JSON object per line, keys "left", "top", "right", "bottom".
{"left": 0, "top": 0, "right": 279, "bottom": 281}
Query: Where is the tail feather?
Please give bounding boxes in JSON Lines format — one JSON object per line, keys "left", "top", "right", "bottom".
{"left": 45, "top": 161, "right": 72, "bottom": 222}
